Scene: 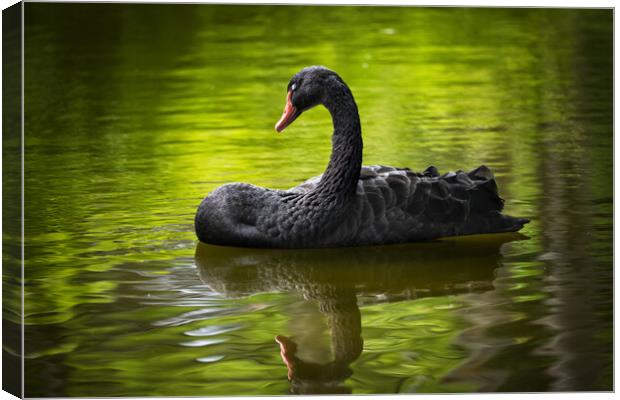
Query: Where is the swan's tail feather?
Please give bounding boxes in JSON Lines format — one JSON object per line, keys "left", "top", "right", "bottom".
{"left": 463, "top": 166, "right": 529, "bottom": 233}
{"left": 460, "top": 211, "right": 530, "bottom": 236}
{"left": 422, "top": 165, "right": 529, "bottom": 235}
{"left": 493, "top": 213, "right": 530, "bottom": 233}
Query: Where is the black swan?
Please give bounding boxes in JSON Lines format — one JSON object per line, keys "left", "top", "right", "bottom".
{"left": 195, "top": 66, "right": 528, "bottom": 248}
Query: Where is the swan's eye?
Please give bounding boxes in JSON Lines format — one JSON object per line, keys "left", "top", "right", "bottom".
{"left": 291, "top": 83, "right": 297, "bottom": 92}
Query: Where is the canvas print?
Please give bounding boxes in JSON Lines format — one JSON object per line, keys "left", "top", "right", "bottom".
{"left": 2, "top": 2, "right": 613, "bottom": 396}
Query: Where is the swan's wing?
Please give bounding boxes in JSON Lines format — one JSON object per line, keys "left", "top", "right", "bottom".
{"left": 354, "top": 165, "right": 508, "bottom": 242}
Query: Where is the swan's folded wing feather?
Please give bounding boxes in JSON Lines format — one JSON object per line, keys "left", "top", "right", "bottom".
{"left": 385, "top": 173, "right": 411, "bottom": 207}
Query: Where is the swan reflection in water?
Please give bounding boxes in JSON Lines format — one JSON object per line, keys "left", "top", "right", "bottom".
{"left": 194, "top": 233, "right": 526, "bottom": 394}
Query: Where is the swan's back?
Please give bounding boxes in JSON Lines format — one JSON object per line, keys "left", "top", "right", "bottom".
{"left": 290, "top": 165, "right": 528, "bottom": 246}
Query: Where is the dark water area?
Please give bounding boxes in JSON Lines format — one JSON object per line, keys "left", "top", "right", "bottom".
{"left": 15, "top": 4, "right": 612, "bottom": 396}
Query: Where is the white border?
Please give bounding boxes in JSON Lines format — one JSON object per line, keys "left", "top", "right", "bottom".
{"left": 0, "top": 1, "right": 616, "bottom": 400}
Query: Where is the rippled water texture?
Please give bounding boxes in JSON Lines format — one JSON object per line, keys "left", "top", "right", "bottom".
{"left": 14, "top": 4, "right": 612, "bottom": 396}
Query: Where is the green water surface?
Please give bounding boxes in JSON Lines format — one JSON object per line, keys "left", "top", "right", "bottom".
{"left": 12, "top": 4, "right": 613, "bottom": 395}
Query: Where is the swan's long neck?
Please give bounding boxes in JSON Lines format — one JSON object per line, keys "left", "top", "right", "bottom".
{"left": 315, "top": 81, "right": 363, "bottom": 201}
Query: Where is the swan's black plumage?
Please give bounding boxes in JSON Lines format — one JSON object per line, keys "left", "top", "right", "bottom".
{"left": 195, "top": 66, "right": 528, "bottom": 248}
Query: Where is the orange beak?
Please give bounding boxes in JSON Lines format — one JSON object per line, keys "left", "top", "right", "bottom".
{"left": 275, "top": 91, "right": 300, "bottom": 133}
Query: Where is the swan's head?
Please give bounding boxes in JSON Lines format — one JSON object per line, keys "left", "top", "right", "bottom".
{"left": 275, "top": 66, "right": 343, "bottom": 133}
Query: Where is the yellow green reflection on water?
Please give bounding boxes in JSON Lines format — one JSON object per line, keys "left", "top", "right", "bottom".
{"left": 16, "top": 4, "right": 612, "bottom": 396}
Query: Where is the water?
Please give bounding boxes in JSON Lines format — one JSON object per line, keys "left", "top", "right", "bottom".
{"left": 12, "top": 4, "right": 612, "bottom": 396}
